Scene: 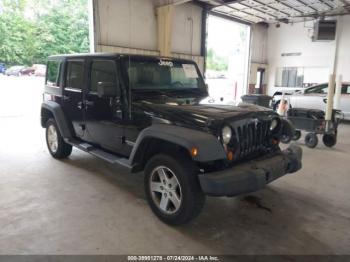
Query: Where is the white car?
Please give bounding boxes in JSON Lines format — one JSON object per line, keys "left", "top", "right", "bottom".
{"left": 272, "top": 83, "right": 350, "bottom": 120}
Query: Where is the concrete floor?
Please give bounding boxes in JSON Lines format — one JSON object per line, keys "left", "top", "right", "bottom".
{"left": 0, "top": 76, "right": 350, "bottom": 255}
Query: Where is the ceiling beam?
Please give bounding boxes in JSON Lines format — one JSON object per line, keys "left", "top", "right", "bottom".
{"left": 236, "top": 1, "right": 280, "bottom": 19}
{"left": 248, "top": 0, "right": 291, "bottom": 16}
{"left": 293, "top": 0, "right": 319, "bottom": 12}
{"left": 317, "top": 0, "right": 333, "bottom": 9}
{"left": 209, "top": 0, "right": 268, "bottom": 20}
{"left": 271, "top": 0, "right": 304, "bottom": 14}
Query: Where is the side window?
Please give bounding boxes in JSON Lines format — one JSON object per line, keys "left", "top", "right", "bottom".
{"left": 46, "top": 60, "right": 61, "bottom": 87}
{"left": 91, "top": 60, "right": 117, "bottom": 93}
{"left": 65, "top": 60, "right": 84, "bottom": 90}
{"left": 305, "top": 84, "right": 327, "bottom": 94}
{"left": 342, "top": 84, "right": 350, "bottom": 94}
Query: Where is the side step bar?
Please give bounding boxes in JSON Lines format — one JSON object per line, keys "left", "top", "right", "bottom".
{"left": 65, "top": 139, "right": 132, "bottom": 170}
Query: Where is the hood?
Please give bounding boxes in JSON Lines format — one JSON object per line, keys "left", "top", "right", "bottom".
{"left": 133, "top": 95, "right": 277, "bottom": 132}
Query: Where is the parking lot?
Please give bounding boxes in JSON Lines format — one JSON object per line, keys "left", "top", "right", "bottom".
{"left": 0, "top": 76, "right": 350, "bottom": 254}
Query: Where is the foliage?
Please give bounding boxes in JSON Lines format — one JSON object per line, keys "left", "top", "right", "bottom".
{"left": 0, "top": 0, "right": 89, "bottom": 66}
{"left": 206, "top": 48, "right": 229, "bottom": 72}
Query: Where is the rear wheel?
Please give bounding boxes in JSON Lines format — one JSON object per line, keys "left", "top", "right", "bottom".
{"left": 323, "top": 134, "right": 337, "bottom": 147}
{"left": 46, "top": 118, "right": 72, "bottom": 159}
{"left": 144, "top": 154, "right": 205, "bottom": 225}
{"left": 305, "top": 133, "right": 318, "bottom": 148}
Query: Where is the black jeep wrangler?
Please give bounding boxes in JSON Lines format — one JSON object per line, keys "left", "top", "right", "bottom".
{"left": 41, "top": 53, "right": 302, "bottom": 225}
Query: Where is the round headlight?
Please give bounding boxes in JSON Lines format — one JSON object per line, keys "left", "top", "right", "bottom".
{"left": 222, "top": 126, "right": 232, "bottom": 144}
{"left": 270, "top": 119, "right": 279, "bottom": 131}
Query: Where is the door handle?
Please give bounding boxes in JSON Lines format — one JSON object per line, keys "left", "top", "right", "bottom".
{"left": 323, "top": 98, "right": 328, "bottom": 104}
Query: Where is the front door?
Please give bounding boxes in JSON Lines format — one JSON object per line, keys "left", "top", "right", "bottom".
{"left": 83, "top": 58, "right": 125, "bottom": 153}
{"left": 61, "top": 59, "right": 85, "bottom": 137}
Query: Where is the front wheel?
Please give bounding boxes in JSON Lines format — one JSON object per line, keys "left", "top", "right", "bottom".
{"left": 46, "top": 118, "right": 72, "bottom": 159}
{"left": 144, "top": 154, "right": 205, "bottom": 225}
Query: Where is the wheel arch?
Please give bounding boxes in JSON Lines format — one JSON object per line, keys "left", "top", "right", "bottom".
{"left": 129, "top": 124, "right": 227, "bottom": 173}
{"left": 41, "top": 101, "right": 74, "bottom": 139}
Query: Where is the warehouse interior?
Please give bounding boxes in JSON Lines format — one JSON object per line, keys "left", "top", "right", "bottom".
{"left": 1, "top": 0, "right": 350, "bottom": 257}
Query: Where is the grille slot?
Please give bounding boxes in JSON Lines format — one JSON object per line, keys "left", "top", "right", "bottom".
{"left": 233, "top": 119, "right": 271, "bottom": 159}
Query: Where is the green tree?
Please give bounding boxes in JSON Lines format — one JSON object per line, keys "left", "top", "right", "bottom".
{"left": 0, "top": 0, "right": 89, "bottom": 65}
{"left": 206, "top": 47, "right": 228, "bottom": 72}
{"left": 33, "top": 0, "right": 89, "bottom": 63}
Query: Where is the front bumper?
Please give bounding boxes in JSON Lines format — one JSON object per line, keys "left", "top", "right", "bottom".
{"left": 198, "top": 145, "right": 302, "bottom": 197}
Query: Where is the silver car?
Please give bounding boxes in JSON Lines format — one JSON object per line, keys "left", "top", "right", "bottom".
{"left": 272, "top": 83, "right": 350, "bottom": 120}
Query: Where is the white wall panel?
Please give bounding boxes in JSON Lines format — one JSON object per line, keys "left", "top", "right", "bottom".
{"left": 94, "top": 0, "right": 203, "bottom": 57}
{"left": 171, "top": 3, "right": 202, "bottom": 56}
{"left": 95, "top": 0, "right": 158, "bottom": 50}
{"left": 266, "top": 16, "right": 350, "bottom": 95}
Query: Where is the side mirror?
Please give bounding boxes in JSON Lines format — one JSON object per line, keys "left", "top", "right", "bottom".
{"left": 97, "top": 82, "right": 120, "bottom": 98}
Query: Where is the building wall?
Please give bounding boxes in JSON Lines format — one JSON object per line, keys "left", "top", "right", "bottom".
{"left": 267, "top": 16, "right": 350, "bottom": 95}
{"left": 248, "top": 23, "right": 268, "bottom": 94}
{"left": 92, "top": 0, "right": 204, "bottom": 69}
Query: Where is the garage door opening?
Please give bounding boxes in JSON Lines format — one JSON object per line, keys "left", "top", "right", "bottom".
{"left": 205, "top": 15, "right": 251, "bottom": 105}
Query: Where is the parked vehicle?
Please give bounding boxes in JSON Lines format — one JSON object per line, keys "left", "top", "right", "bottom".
{"left": 0, "top": 63, "right": 6, "bottom": 74}
{"left": 5, "top": 66, "right": 25, "bottom": 76}
{"left": 33, "top": 64, "right": 46, "bottom": 77}
{"left": 41, "top": 53, "right": 302, "bottom": 225}
{"left": 272, "top": 83, "right": 350, "bottom": 120}
{"left": 20, "top": 66, "right": 36, "bottom": 76}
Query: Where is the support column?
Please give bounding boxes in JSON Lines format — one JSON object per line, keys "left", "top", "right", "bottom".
{"left": 334, "top": 75, "right": 343, "bottom": 110}
{"left": 325, "top": 74, "right": 335, "bottom": 121}
{"left": 157, "top": 5, "right": 173, "bottom": 57}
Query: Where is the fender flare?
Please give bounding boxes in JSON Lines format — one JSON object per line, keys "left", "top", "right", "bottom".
{"left": 41, "top": 101, "right": 73, "bottom": 139}
{"left": 129, "top": 124, "right": 227, "bottom": 166}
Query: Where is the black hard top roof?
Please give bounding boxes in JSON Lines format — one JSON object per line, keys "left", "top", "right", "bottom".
{"left": 48, "top": 53, "right": 195, "bottom": 63}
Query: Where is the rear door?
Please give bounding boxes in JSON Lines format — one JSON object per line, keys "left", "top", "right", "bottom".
{"left": 61, "top": 59, "right": 85, "bottom": 137}
{"left": 83, "top": 58, "right": 125, "bottom": 153}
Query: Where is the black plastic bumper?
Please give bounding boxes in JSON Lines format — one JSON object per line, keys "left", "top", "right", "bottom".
{"left": 198, "top": 145, "right": 302, "bottom": 197}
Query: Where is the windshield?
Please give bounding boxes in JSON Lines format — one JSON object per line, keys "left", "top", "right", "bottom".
{"left": 125, "top": 58, "right": 204, "bottom": 91}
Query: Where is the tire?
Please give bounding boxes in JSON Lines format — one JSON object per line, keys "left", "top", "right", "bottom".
{"left": 323, "top": 134, "right": 337, "bottom": 147}
{"left": 144, "top": 154, "right": 205, "bottom": 225}
{"left": 305, "top": 133, "right": 318, "bottom": 148}
{"left": 45, "top": 118, "right": 72, "bottom": 159}
{"left": 292, "top": 130, "right": 301, "bottom": 141}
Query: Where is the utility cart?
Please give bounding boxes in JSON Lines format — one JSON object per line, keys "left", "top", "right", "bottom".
{"left": 281, "top": 108, "right": 343, "bottom": 148}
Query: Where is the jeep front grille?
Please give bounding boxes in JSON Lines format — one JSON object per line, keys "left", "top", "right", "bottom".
{"left": 232, "top": 119, "right": 271, "bottom": 159}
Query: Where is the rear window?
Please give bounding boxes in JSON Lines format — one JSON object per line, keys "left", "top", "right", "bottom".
{"left": 46, "top": 60, "right": 61, "bottom": 87}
